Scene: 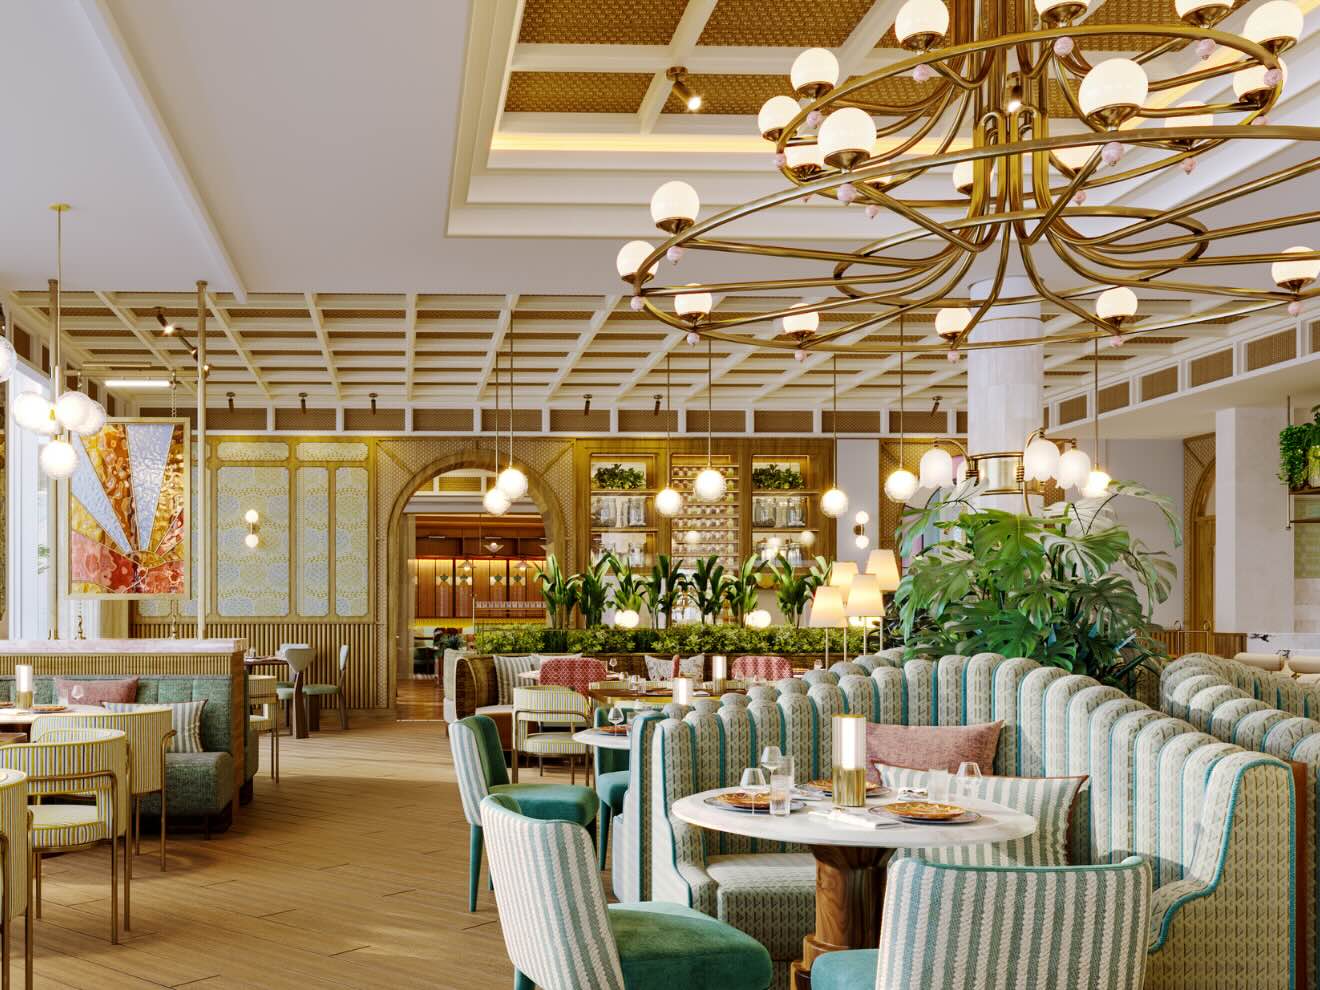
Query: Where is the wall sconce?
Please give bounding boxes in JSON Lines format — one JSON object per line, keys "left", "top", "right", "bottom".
{"left": 244, "top": 508, "right": 261, "bottom": 549}
{"left": 852, "top": 509, "right": 871, "bottom": 551}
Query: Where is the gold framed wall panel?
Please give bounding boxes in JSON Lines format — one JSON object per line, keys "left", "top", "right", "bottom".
{"left": 1183, "top": 432, "right": 1216, "bottom": 627}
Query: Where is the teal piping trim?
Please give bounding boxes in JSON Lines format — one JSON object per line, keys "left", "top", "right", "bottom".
{"left": 655, "top": 724, "right": 694, "bottom": 908}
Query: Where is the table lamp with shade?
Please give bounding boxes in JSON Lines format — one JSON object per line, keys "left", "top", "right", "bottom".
{"left": 865, "top": 548, "right": 902, "bottom": 651}
{"left": 843, "top": 574, "right": 886, "bottom": 656}
{"left": 808, "top": 585, "right": 846, "bottom": 669}
{"left": 827, "top": 560, "right": 859, "bottom": 663}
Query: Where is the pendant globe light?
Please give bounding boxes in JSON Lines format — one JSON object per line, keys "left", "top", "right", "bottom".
{"left": 655, "top": 353, "right": 683, "bottom": 517}
{"left": 36, "top": 204, "right": 94, "bottom": 480}
{"left": 484, "top": 350, "right": 510, "bottom": 516}
{"left": 693, "top": 338, "right": 726, "bottom": 501}
{"left": 884, "top": 314, "right": 919, "bottom": 502}
{"left": 496, "top": 315, "right": 528, "bottom": 500}
{"left": 1081, "top": 338, "right": 1112, "bottom": 498}
{"left": 820, "top": 355, "right": 848, "bottom": 517}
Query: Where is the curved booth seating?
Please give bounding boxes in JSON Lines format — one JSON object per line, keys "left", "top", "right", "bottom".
{"left": 828, "top": 661, "right": 866, "bottom": 678}
{"left": 800, "top": 669, "right": 838, "bottom": 687}
{"left": 1161, "top": 652, "right": 1320, "bottom": 988}
{"left": 613, "top": 653, "right": 1298, "bottom": 990}
{"left": 448, "top": 715, "right": 596, "bottom": 912}
{"left": 481, "top": 794, "right": 772, "bottom": 990}
{"left": 811, "top": 856, "right": 1152, "bottom": 990}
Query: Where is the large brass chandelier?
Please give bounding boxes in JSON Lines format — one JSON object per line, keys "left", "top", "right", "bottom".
{"left": 616, "top": 0, "right": 1320, "bottom": 358}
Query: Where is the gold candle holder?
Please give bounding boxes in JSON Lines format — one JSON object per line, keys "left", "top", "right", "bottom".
{"left": 832, "top": 713, "right": 867, "bottom": 808}
{"left": 15, "top": 664, "right": 34, "bottom": 711}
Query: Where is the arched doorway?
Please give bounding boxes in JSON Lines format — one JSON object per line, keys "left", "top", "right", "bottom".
{"left": 384, "top": 450, "right": 567, "bottom": 718}
{"left": 1189, "top": 460, "right": 1215, "bottom": 631}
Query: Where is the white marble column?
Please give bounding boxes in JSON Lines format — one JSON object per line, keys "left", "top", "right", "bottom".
{"left": 967, "top": 276, "right": 1043, "bottom": 509}
{"left": 1215, "top": 406, "right": 1294, "bottom": 634}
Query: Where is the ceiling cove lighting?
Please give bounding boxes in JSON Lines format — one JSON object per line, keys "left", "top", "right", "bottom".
{"left": 619, "top": 0, "right": 1316, "bottom": 359}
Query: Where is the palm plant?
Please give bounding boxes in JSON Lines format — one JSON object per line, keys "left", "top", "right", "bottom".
{"left": 577, "top": 554, "right": 614, "bottom": 627}
{"left": 606, "top": 552, "right": 645, "bottom": 613}
{"left": 894, "top": 478, "right": 1179, "bottom": 684}
{"left": 767, "top": 553, "right": 830, "bottom": 627}
{"left": 641, "top": 554, "right": 687, "bottom": 629}
{"left": 723, "top": 555, "right": 762, "bottom": 626}
{"left": 536, "top": 554, "right": 579, "bottom": 631}
{"left": 689, "top": 555, "right": 729, "bottom": 625}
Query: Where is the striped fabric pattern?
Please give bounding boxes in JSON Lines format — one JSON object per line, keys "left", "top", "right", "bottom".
{"left": 514, "top": 685, "right": 590, "bottom": 759}
{"left": 449, "top": 718, "right": 493, "bottom": 827}
{"left": 480, "top": 794, "right": 628, "bottom": 990}
{"left": 876, "top": 856, "right": 1151, "bottom": 990}
{"left": 0, "top": 769, "right": 28, "bottom": 919}
{"left": 30, "top": 804, "right": 107, "bottom": 849}
{"left": 730, "top": 656, "right": 792, "bottom": 681}
{"left": 104, "top": 700, "right": 205, "bottom": 754}
{"left": 0, "top": 728, "right": 129, "bottom": 841}
{"left": 32, "top": 707, "right": 174, "bottom": 796}
{"left": 880, "top": 765, "right": 1086, "bottom": 866}
{"left": 493, "top": 654, "right": 539, "bottom": 706}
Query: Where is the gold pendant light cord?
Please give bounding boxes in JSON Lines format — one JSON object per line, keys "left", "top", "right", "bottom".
{"left": 507, "top": 314, "right": 514, "bottom": 471}
{"left": 1092, "top": 335, "right": 1100, "bottom": 467}
{"left": 832, "top": 354, "right": 838, "bottom": 482}
{"left": 666, "top": 353, "right": 674, "bottom": 486}
{"left": 898, "top": 314, "right": 905, "bottom": 464}
{"left": 706, "top": 336, "right": 713, "bottom": 467}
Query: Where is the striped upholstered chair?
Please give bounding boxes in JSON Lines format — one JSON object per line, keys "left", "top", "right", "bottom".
{"left": 32, "top": 707, "right": 175, "bottom": 871}
{"left": 481, "top": 793, "right": 772, "bottom": 990}
{"left": 810, "top": 855, "right": 1152, "bottom": 990}
{"left": 0, "top": 728, "right": 130, "bottom": 943}
{"left": 0, "top": 769, "right": 31, "bottom": 990}
{"left": 511, "top": 684, "right": 592, "bottom": 784}
{"left": 449, "top": 714, "right": 597, "bottom": 912}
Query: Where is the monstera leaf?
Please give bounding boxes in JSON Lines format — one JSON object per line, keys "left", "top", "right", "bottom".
{"left": 1042, "top": 524, "right": 1129, "bottom": 581}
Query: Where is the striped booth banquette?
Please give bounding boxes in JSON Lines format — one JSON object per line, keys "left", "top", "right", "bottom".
{"left": 1162, "top": 652, "right": 1319, "bottom": 989}
{"left": 615, "top": 653, "right": 1298, "bottom": 990}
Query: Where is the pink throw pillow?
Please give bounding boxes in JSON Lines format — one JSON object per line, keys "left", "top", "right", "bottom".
{"left": 55, "top": 677, "right": 140, "bottom": 706}
{"left": 864, "top": 721, "right": 1002, "bottom": 781}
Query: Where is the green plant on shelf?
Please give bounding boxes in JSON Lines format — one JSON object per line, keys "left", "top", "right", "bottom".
{"left": 592, "top": 463, "right": 646, "bottom": 491}
{"left": 751, "top": 464, "right": 806, "bottom": 490}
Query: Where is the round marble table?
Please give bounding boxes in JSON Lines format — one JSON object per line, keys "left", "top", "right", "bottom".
{"left": 0, "top": 704, "right": 111, "bottom": 727}
{"left": 570, "top": 727, "right": 632, "bottom": 751}
{"left": 673, "top": 787, "right": 1035, "bottom": 988}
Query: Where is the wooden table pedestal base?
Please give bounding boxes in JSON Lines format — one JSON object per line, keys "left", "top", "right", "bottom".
{"left": 791, "top": 844, "right": 893, "bottom": 989}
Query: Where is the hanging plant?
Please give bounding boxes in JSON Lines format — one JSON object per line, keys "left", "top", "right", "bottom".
{"left": 1279, "top": 406, "right": 1320, "bottom": 490}
{"left": 592, "top": 463, "right": 646, "bottom": 490}
{"left": 751, "top": 464, "right": 806, "bottom": 490}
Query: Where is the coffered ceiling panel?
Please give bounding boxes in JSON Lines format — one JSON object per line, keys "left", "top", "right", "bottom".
{"left": 505, "top": 71, "right": 653, "bottom": 114}
{"left": 696, "top": 0, "right": 879, "bottom": 47}
{"left": 517, "top": 0, "right": 689, "bottom": 46}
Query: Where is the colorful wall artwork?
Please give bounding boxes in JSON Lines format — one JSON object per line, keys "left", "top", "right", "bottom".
{"left": 68, "top": 418, "right": 190, "bottom": 598}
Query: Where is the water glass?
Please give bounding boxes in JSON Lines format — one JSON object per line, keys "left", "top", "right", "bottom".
{"left": 955, "top": 761, "right": 982, "bottom": 798}
{"left": 927, "top": 768, "right": 952, "bottom": 803}
{"left": 769, "top": 772, "right": 794, "bottom": 816}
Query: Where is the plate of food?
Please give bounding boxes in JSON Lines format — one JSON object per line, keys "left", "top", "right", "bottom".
{"left": 704, "top": 791, "right": 805, "bottom": 814}
{"left": 31, "top": 705, "right": 67, "bottom": 714}
{"left": 800, "top": 778, "right": 886, "bottom": 798}
{"left": 595, "top": 724, "right": 630, "bottom": 735}
{"left": 876, "top": 801, "right": 972, "bottom": 823}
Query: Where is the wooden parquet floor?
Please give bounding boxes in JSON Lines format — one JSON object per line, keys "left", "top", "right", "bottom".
{"left": 14, "top": 713, "right": 538, "bottom": 989}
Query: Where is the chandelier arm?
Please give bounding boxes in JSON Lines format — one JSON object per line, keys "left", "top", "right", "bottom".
{"left": 947, "top": 225, "right": 1014, "bottom": 350}
{"left": 689, "top": 238, "right": 948, "bottom": 270}
{"left": 1018, "top": 239, "right": 1116, "bottom": 335}
{"left": 854, "top": 87, "right": 962, "bottom": 172}
{"left": 1023, "top": 150, "right": 1099, "bottom": 247}
{"left": 1100, "top": 212, "right": 1320, "bottom": 255}
{"left": 866, "top": 187, "right": 980, "bottom": 253}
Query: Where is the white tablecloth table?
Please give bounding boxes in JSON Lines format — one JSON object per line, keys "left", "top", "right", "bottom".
{"left": 673, "top": 786, "right": 1035, "bottom": 988}
{"left": 570, "top": 728, "right": 632, "bottom": 751}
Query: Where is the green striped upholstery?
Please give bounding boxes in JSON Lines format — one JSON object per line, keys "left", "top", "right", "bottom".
{"left": 0, "top": 769, "right": 28, "bottom": 920}
{"left": 812, "top": 855, "right": 1151, "bottom": 990}
{"left": 514, "top": 685, "right": 590, "bottom": 760}
{"left": 493, "top": 655, "right": 540, "bottom": 706}
{"left": 32, "top": 707, "right": 174, "bottom": 797}
{"left": 0, "top": 728, "right": 129, "bottom": 842}
{"left": 480, "top": 793, "right": 771, "bottom": 990}
{"left": 105, "top": 701, "right": 205, "bottom": 754}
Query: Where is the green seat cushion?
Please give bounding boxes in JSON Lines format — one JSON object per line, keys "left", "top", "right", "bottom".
{"left": 808, "top": 949, "right": 877, "bottom": 990}
{"left": 276, "top": 686, "right": 294, "bottom": 701}
{"left": 489, "top": 783, "right": 597, "bottom": 827}
{"left": 596, "top": 770, "right": 629, "bottom": 813}
{"left": 141, "top": 751, "right": 235, "bottom": 817}
{"left": 608, "top": 900, "right": 772, "bottom": 990}
{"left": 302, "top": 684, "right": 340, "bottom": 696}
{"left": 276, "top": 681, "right": 293, "bottom": 689}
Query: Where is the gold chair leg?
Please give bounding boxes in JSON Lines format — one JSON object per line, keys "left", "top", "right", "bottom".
{"left": 2, "top": 835, "right": 10, "bottom": 990}
{"left": 32, "top": 856, "right": 39, "bottom": 921}
{"left": 124, "top": 831, "right": 132, "bottom": 932}
{"left": 134, "top": 797, "right": 141, "bottom": 856}
{"left": 160, "top": 786, "right": 168, "bottom": 873}
{"left": 109, "top": 837, "right": 118, "bottom": 945}
{"left": 24, "top": 849, "right": 32, "bottom": 990}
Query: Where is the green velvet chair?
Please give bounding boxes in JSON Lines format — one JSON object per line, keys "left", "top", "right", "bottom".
{"left": 449, "top": 714, "right": 597, "bottom": 912}
{"left": 300, "top": 644, "right": 350, "bottom": 730}
{"left": 481, "top": 793, "right": 772, "bottom": 990}
{"left": 592, "top": 707, "right": 628, "bottom": 872}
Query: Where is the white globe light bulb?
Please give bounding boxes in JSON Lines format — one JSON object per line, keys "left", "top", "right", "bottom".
{"left": 799, "top": 529, "right": 816, "bottom": 547}
{"left": 1057, "top": 447, "right": 1092, "bottom": 489}
{"left": 482, "top": 487, "right": 511, "bottom": 516}
{"left": 817, "top": 107, "right": 876, "bottom": 169}
{"left": 650, "top": 180, "right": 700, "bottom": 233}
{"left": 1176, "top": 0, "right": 1231, "bottom": 22}
{"left": 1079, "top": 59, "right": 1148, "bottom": 125}
{"left": 1035, "top": 0, "right": 1091, "bottom": 23}
{"left": 497, "top": 466, "right": 528, "bottom": 500}
{"left": 952, "top": 160, "right": 975, "bottom": 194}
{"left": 1096, "top": 286, "right": 1138, "bottom": 322}
{"left": 1053, "top": 145, "right": 1094, "bottom": 174}
{"left": 616, "top": 240, "right": 658, "bottom": 280}
{"left": 694, "top": 467, "right": 726, "bottom": 501}
{"left": 895, "top": 0, "right": 950, "bottom": 49}
{"left": 884, "top": 468, "right": 919, "bottom": 503}
{"left": 77, "top": 399, "right": 107, "bottom": 436}
{"left": 790, "top": 48, "right": 839, "bottom": 96}
{"left": 1082, "top": 469, "right": 1112, "bottom": 498}
{"left": 244, "top": 532, "right": 260, "bottom": 549}
{"left": 684, "top": 529, "right": 701, "bottom": 545}
{"left": 614, "top": 608, "right": 640, "bottom": 630}
{"left": 55, "top": 390, "right": 94, "bottom": 432}
{"left": 244, "top": 509, "right": 260, "bottom": 525}
{"left": 1271, "top": 245, "right": 1320, "bottom": 288}
{"left": 820, "top": 487, "right": 849, "bottom": 517}
{"left": 935, "top": 306, "right": 972, "bottom": 341}
{"left": 854, "top": 533, "right": 870, "bottom": 550}
{"left": 1168, "top": 100, "right": 1214, "bottom": 133}
{"left": 13, "top": 392, "right": 56, "bottom": 435}
{"left": 854, "top": 510, "right": 870, "bottom": 526}
{"left": 40, "top": 438, "right": 78, "bottom": 479}
{"left": 1234, "top": 58, "right": 1287, "bottom": 105}
{"left": 745, "top": 608, "right": 772, "bottom": 630}
{"left": 782, "top": 307, "right": 820, "bottom": 335}
{"left": 785, "top": 143, "right": 825, "bottom": 175}
{"left": 0, "top": 337, "right": 16, "bottom": 383}
{"left": 1244, "top": 1, "right": 1303, "bottom": 52}
{"left": 1022, "top": 437, "right": 1061, "bottom": 483}
{"left": 675, "top": 285, "right": 713, "bottom": 321}
{"left": 655, "top": 486, "right": 683, "bottom": 517}
{"left": 758, "top": 95, "right": 801, "bottom": 139}
{"left": 918, "top": 446, "right": 955, "bottom": 488}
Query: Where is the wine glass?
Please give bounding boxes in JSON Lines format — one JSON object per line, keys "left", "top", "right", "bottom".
{"left": 955, "top": 761, "right": 982, "bottom": 798}
{"left": 70, "top": 684, "right": 85, "bottom": 708}
{"left": 609, "top": 656, "right": 619, "bottom": 677}
{"left": 608, "top": 704, "right": 625, "bottom": 729}
{"left": 739, "top": 768, "right": 767, "bottom": 798}
{"left": 760, "top": 745, "right": 784, "bottom": 780}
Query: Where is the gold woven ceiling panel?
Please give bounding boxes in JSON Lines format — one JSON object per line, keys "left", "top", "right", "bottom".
{"left": 517, "top": 0, "right": 687, "bottom": 46}
{"left": 663, "top": 74, "right": 788, "bottom": 115}
{"left": 697, "top": 0, "right": 876, "bottom": 48}
{"left": 504, "top": 72, "right": 652, "bottom": 114}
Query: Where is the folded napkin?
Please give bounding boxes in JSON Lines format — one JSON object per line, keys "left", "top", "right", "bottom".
{"left": 809, "top": 808, "right": 892, "bottom": 830}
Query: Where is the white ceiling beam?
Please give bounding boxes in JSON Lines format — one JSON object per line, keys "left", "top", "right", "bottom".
{"left": 91, "top": 290, "right": 195, "bottom": 395}
{"left": 835, "top": 1, "right": 899, "bottom": 77}
{"left": 476, "top": 293, "right": 518, "bottom": 399}
{"left": 303, "top": 292, "right": 343, "bottom": 401}
{"left": 4, "top": 293, "right": 106, "bottom": 390}
{"left": 545, "top": 295, "right": 622, "bottom": 400}
{"left": 205, "top": 293, "right": 274, "bottom": 401}
{"left": 636, "top": 0, "right": 719, "bottom": 135}
{"left": 611, "top": 331, "right": 687, "bottom": 402}
{"left": 75, "top": 0, "right": 248, "bottom": 302}
{"left": 403, "top": 292, "right": 419, "bottom": 401}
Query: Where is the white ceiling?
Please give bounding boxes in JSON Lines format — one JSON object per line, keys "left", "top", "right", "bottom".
{"left": 0, "top": 0, "right": 1316, "bottom": 428}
